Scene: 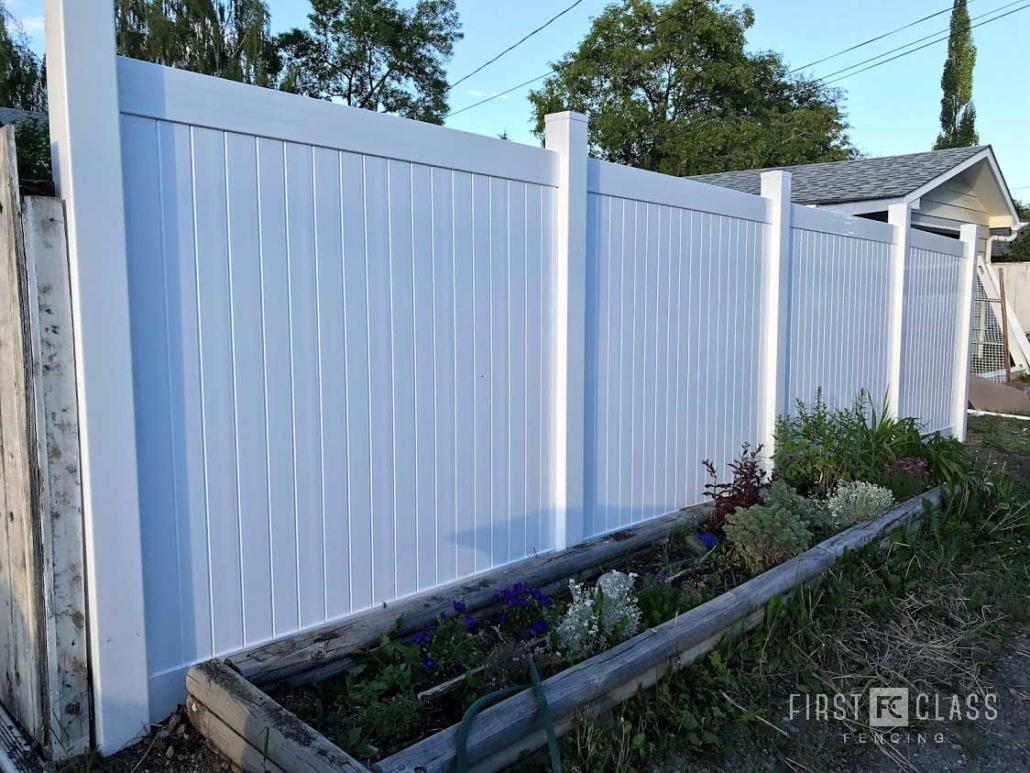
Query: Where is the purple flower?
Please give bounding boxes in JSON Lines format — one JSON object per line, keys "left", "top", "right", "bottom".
{"left": 452, "top": 600, "right": 467, "bottom": 614}
{"left": 531, "top": 589, "right": 552, "bottom": 607}
{"left": 512, "top": 582, "right": 525, "bottom": 596}
{"left": 528, "top": 620, "right": 550, "bottom": 636}
{"left": 464, "top": 614, "right": 477, "bottom": 627}
{"left": 496, "top": 612, "right": 507, "bottom": 624}
{"left": 411, "top": 632, "right": 431, "bottom": 645}
{"left": 422, "top": 657, "right": 437, "bottom": 671}
{"left": 699, "top": 533, "right": 719, "bottom": 549}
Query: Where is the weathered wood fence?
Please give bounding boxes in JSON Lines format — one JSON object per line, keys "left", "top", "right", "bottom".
{"left": 0, "top": 126, "right": 90, "bottom": 761}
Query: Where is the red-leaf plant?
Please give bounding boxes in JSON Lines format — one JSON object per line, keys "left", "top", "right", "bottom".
{"left": 702, "top": 443, "right": 768, "bottom": 534}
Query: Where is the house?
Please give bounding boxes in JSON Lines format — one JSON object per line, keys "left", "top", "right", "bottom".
{"left": 691, "top": 145, "right": 1023, "bottom": 260}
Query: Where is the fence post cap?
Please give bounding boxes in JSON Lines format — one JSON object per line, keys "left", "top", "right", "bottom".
{"left": 544, "top": 111, "right": 589, "bottom": 125}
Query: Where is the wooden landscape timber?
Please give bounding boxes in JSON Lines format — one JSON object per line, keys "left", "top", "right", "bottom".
{"left": 229, "top": 501, "right": 713, "bottom": 688}
{"left": 186, "top": 661, "right": 369, "bottom": 773}
{"left": 186, "top": 488, "right": 943, "bottom": 773}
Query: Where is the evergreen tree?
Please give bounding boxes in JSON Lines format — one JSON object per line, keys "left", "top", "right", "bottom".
{"left": 935, "top": 0, "right": 979, "bottom": 150}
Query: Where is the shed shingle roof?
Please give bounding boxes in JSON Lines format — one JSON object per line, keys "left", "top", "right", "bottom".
{"left": 689, "top": 145, "right": 989, "bottom": 205}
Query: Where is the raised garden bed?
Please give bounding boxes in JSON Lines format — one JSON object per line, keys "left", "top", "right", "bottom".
{"left": 185, "top": 487, "right": 944, "bottom": 773}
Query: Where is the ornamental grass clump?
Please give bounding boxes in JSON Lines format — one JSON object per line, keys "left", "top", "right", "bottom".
{"left": 724, "top": 482, "right": 815, "bottom": 574}
{"left": 825, "top": 481, "right": 894, "bottom": 530}
{"left": 557, "top": 571, "right": 641, "bottom": 658}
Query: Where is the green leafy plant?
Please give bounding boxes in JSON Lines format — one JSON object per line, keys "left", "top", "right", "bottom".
{"left": 774, "top": 390, "right": 923, "bottom": 498}
{"left": 724, "top": 482, "right": 815, "bottom": 574}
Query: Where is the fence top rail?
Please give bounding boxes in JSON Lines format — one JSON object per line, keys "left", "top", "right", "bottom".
{"left": 790, "top": 203, "right": 897, "bottom": 245}
{"left": 115, "top": 56, "right": 559, "bottom": 188}
{"left": 587, "top": 158, "right": 772, "bottom": 224}
{"left": 908, "top": 226, "right": 966, "bottom": 257}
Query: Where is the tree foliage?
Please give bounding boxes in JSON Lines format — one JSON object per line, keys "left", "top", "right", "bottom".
{"left": 529, "top": 0, "right": 855, "bottom": 176}
{"left": 1000, "top": 199, "right": 1030, "bottom": 263}
{"left": 0, "top": 3, "right": 50, "bottom": 181}
{"left": 274, "top": 0, "right": 462, "bottom": 124}
{"left": 934, "top": 0, "right": 978, "bottom": 150}
{"left": 116, "top": 0, "right": 277, "bottom": 86}
{"left": 0, "top": 2, "right": 45, "bottom": 111}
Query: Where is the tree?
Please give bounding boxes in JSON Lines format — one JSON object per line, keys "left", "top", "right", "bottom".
{"left": 528, "top": 0, "right": 855, "bottom": 177}
{"left": 934, "top": 0, "right": 978, "bottom": 150}
{"left": 0, "top": 2, "right": 45, "bottom": 111}
{"left": 115, "top": 0, "right": 277, "bottom": 86}
{"left": 0, "top": 3, "right": 50, "bottom": 181}
{"left": 274, "top": 0, "right": 462, "bottom": 124}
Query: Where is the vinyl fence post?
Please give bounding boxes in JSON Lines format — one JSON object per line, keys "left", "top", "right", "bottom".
{"left": 887, "top": 203, "right": 911, "bottom": 419}
{"left": 952, "top": 225, "right": 979, "bottom": 441}
{"left": 43, "top": 0, "right": 150, "bottom": 752}
{"left": 545, "top": 112, "right": 589, "bottom": 551}
{"left": 759, "top": 171, "right": 792, "bottom": 470}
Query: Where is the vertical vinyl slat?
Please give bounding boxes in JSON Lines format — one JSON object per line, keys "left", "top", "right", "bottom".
{"left": 388, "top": 160, "right": 417, "bottom": 598}
{"left": 525, "top": 185, "right": 544, "bottom": 549}
{"left": 507, "top": 181, "right": 527, "bottom": 556}
{"left": 312, "top": 146, "right": 349, "bottom": 619}
{"left": 340, "top": 151, "right": 372, "bottom": 611}
{"left": 256, "top": 138, "right": 298, "bottom": 633}
{"left": 123, "top": 116, "right": 183, "bottom": 674}
{"left": 471, "top": 174, "right": 492, "bottom": 570}
{"left": 283, "top": 143, "right": 324, "bottom": 627}
{"left": 489, "top": 178, "right": 510, "bottom": 565}
{"left": 452, "top": 172, "right": 476, "bottom": 575}
{"left": 191, "top": 128, "right": 244, "bottom": 652}
{"left": 431, "top": 168, "right": 457, "bottom": 585}
{"left": 226, "top": 133, "right": 273, "bottom": 641}
{"left": 411, "top": 164, "right": 437, "bottom": 590}
{"left": 363, "top": 156, "right": 396, "bottom": 604}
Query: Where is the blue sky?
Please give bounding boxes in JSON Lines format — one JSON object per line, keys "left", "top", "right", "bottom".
{"left": 9, "top": 0, "right": 1030, "bottom": 197}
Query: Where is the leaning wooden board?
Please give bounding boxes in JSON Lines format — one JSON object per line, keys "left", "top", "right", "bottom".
{"left": 188, "top": 488, "right": 941, "bottom": 773}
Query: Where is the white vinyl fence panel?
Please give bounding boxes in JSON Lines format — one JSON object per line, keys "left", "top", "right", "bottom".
{"left": 118, "top": 58, "right": 559, "bottom": 712}
{"left": 784, "top": 206, "right": 895, "bottom": 412}
{"left": 583, "top": 161, "right": 767, "bottom": 538}
{"left": 899, "top": 229, "right": 967, "bottom": 434}
{"left": 43, "top": 8, "right": 980, "bottom": 749}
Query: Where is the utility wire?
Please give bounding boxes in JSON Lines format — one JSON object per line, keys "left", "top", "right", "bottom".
{"left": 789, "top": 0, "right": 979, "bottom": 74}
{"left": 814, "top": 0, "right": 1025, "bottom": 83}
{"left": 822, "top": 1, "right": 1030, "bottom": 85}
{"left": 447, "top": 6, "right": 691, "bottom": 118}
{"left": 447, "top": 0, "right": 586, "bottom": 93}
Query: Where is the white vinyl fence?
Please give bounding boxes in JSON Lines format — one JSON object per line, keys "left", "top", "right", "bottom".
{"left": 41, "top": 3, "right": 978, "bottom": 751}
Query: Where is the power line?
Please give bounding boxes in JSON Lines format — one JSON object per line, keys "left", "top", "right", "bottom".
{"left": 790, "top": 0, "right": 978, "bottom": 74}
{"left": 447, "top": 0, "right": 586, "bottom": 93}
{"left": 823, "top": 1, "right": 1030, "bottom": 85}
{"left": 814, "top": 0, "right": 1025, "bottom": 83}
{"left": 447, "top": 6, "right": 692, "bottom": 118}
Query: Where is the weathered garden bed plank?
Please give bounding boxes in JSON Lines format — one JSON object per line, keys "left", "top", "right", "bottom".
{"left": 230, "top": 502, "right": 711, "bottom": 687}
{"left": 185, "top": 661, "right": 369, "bottom": 773}
{"left": 186, "top": 695, "right": 286, "bottom": 773}
{"left": 376, "top": 488, "right": 942, "bottom": 773}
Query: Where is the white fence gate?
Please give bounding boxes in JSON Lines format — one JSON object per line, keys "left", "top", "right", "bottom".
{"left": 39, "top": 0, "right": 977, "bottom": 753}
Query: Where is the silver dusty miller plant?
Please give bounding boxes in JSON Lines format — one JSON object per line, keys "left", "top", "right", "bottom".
{"left": 826, "top": 480, "right": 895, "bottom": 530}
{"left": 556, "top": 570, "right": 641, "bottom": 658}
